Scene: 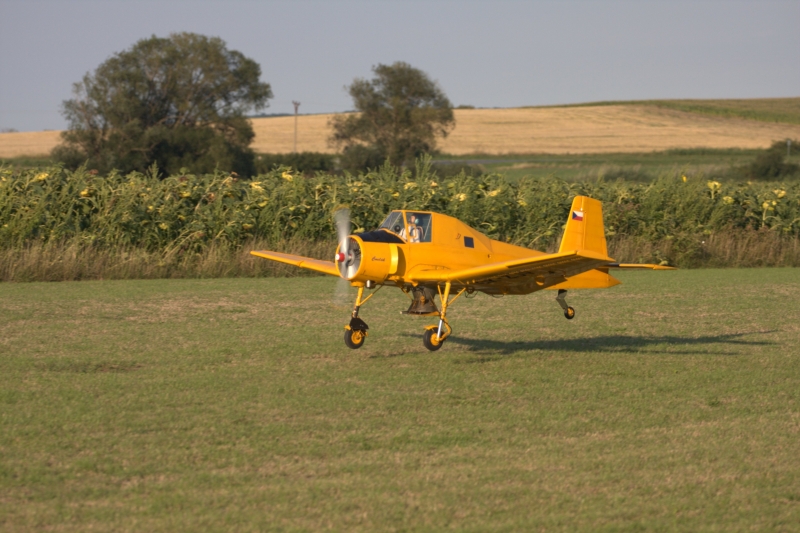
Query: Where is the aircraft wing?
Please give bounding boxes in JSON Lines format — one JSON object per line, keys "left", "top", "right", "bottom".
{"left": 250, "top": 250, "right": 340, "bottom": 277}
{"left": 410, "top": 249, "right": 614, "bottom": 285}
{"left": 606, "top": 263, "right": 677, "bottom": 270}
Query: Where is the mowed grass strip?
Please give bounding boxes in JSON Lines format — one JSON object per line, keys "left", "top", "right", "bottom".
{"left": 1, "top": 269, "right": 799, "bottom": 531}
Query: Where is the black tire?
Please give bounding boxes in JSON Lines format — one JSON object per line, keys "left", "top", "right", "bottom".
{"left": 423, "top": 329, "right": 444, "bottom": 351}
{"left": 564, "top": 306, "right": 576, "bottom": 320}
{"left": 344, "top": 328, "right": 366, "bottom": 349}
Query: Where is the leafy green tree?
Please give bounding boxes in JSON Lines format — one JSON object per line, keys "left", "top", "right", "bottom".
{"left": 53, "top": 32, "right": 272, "bottom": 176}
{"left": 329, "top": 62, "right": 454, "bottom": 171}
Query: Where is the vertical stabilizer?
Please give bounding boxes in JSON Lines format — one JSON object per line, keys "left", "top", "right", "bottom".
{"left": 558, "top": 196, "right": 608, "bottom": 256}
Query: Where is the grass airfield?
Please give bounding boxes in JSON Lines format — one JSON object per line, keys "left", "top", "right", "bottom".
{"left": 1, "top": 269, "right": 799, "bottom": 531}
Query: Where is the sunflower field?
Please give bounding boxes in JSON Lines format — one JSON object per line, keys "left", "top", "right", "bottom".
{"left": 1, "top": 159, "right": 798, "bottom": 280}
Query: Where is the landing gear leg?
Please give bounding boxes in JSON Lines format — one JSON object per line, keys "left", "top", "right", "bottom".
{"left": 344, "top": 286, "right": 369, "bottom": 349}
{"left": 556, "top": 289, "right": 575, "bottom": 320}
{"left": 423, "top": 282, "right": 450, "bottom": 351}
{"left": 422, "top": 282, "right": 466, "bottom": 351}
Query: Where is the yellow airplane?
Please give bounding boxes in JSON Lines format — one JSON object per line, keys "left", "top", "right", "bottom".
{"left": 251, "top": 196, "right": 674, "bottom": 351}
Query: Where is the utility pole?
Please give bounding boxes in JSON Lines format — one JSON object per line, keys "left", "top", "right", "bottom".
{"left": 292, "top": 101, "right": 301, "bottom": 153}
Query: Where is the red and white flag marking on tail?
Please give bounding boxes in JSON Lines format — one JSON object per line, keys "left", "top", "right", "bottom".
{"left": 572, "top": 210, "right": 584, "bottom": 221}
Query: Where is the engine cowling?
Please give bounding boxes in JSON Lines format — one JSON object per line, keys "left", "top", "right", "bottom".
{"left": 336, "top": 236, "right": 397, "bottom": 283}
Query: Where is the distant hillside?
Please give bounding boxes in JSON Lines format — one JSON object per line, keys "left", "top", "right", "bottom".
{"left": 246, "top": 102, "right": 800, "bottom": 155}
{"left": 2, "top": 99, "right": 800, "bottom": 158}
{"left": 540, "top": 97, "right": 800, "bottom": 125}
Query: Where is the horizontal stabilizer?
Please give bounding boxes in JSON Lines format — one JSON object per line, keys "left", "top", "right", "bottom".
{"left": 548, "top": 268, "right": 621, "bottom": 290}
{"left": 606, "top": 263, "right": 677, "bottom": 270}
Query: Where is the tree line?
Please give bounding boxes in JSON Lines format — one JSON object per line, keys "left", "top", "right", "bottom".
{"left": 52, "top": 32, "right": 454, "bottom": 177}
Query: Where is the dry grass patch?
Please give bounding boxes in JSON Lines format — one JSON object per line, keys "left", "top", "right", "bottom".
{"left": 608, "top": 230, "right": 800, "bottom": 268}
{"left": 1, "top": 230, "right": 796, "bottom": 283}
{"left": 0, "top": 239, "right": 334, "bottom": 282}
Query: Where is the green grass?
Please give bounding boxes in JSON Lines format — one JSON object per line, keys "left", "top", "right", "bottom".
{"left": 528, "top": 97, "right": 800, "bottom": 125}
{"left": 435, "top": 148, "right": 789, "bottom": 182}
{"left": 437, "top": 147, "right": 800, "bottom": 183}
{"left": 0, "top": 155, "right": 55, "bottom": 169}
{"left": 2, "top": 270, "right": 800, "bottom": 531}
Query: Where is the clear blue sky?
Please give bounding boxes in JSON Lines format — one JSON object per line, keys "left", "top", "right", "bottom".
{"left": 1, "top": 0, "right": 798, "bottom": 132}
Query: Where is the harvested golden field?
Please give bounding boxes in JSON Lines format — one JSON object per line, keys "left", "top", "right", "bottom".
{"left": 438, "top": 106, "right": 800, "bottom": 154}
{"left": 0, "top": 130, "right": 62, "bottom": 158}
{"left": 250, "top": 113, "right": 333, "bottom": 154}
{"left": 247, "top": 105, "right": 800, "bottom": 154}
{"left": 3, "top": 104, "right": 800, "bottom": 158}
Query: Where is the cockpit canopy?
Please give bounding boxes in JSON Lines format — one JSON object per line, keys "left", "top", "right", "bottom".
{"left": 379, "top": 211, "right": 432, "bottom": 243}
{"left": 354, "top": 211, "right": 434, "bottom": 244}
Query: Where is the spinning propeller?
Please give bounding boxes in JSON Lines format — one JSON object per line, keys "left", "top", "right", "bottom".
{"left": 334, "top": 208, "right": 351, "bottom": 276}
{"left": 333, "top": 208, "right": 361, "bottom": 307}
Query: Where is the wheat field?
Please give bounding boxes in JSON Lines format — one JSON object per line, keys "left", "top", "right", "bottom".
{"left": 0, "top": 130, "right": 62, "bottom": 158}
{"left": 3, "top": 104, "right": 800, "bottom": 158}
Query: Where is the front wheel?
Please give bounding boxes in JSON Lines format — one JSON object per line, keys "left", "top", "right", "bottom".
{"left": 564, "top": 306, "right": 575, "bottom": 320}
{"left": 423, "top": 329, "right": 444, "bottom": 351}
{"left": 344, "top": 328, "right": 366, "bottom": 349}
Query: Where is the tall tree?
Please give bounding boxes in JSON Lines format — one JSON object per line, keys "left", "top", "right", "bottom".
{"left": 329, "top": 62, "right": 454, "bottom": 170}
{"left": 53, "top": 32, "right": 272, "bottom": 176}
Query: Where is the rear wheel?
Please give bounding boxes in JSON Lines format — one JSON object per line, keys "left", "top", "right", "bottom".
{"left": 423, "top": 329, "right": 443, "bottom": 351}
{"left": 344, "top": 328, "right": 366, "bottom": 349}
{"left": 564, "top": 306, "right": 575, "bottom": 320}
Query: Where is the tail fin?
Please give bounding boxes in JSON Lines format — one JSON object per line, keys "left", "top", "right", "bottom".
{"left": 550, "top": 196, "right": 620, "bottom": 290}
{"left": 559, "top": 196, "right": 608, "bottom": 256}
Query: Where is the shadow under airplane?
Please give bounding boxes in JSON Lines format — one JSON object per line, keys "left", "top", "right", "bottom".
{"left": 401, "top": 331, "right": 776, "bottom": 359}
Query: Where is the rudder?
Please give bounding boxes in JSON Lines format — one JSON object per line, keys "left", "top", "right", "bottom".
{"left": 558, "top": 196, "right": 608, "bottom": 256}
{"left": 550, "top": 196, "right": 620, "bottom": 290}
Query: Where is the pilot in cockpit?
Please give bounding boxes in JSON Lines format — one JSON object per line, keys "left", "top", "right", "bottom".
{"left": 384, "top": 211, "right": 429, "bottom": 243}
{"left": 407, "top": 214, "right": 422, "bottom": 242}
